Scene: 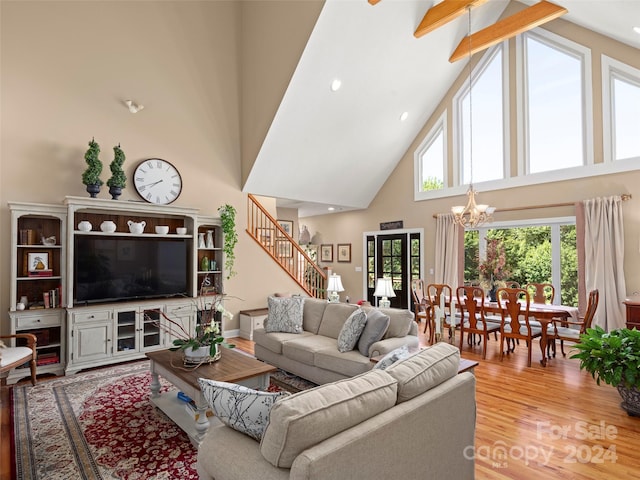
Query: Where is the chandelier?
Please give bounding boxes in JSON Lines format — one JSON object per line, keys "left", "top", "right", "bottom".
{"left": 451, "top": 6, "right": 495, "bottom": 228}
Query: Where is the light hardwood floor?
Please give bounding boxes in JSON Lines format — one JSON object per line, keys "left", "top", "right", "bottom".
{"left": 2, "top": 325, "right": 639, "bottom": 480}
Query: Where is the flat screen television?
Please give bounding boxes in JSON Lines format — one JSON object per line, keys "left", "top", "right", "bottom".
{"left": 74, "top": 235, "right": 190, "bottom": 305}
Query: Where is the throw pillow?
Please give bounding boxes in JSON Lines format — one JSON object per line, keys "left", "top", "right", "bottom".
{"left": 357, "top": 309, "right": 390, "bottom": 356}
{"left": 198, "top": 378, "right": 290, "bottom": 441}
{"left": 373, "top": 345, "right": 411, "bottom": 370}
{"left": 336, "top": 308, "right": 367, "bottom": 352}
{"left": 265, "top": 296, "right": 304, "bottom": 333}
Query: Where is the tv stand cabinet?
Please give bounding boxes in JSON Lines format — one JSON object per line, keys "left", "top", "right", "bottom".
{"left": 7, "top": 197, "right": 224, "bottom": 383}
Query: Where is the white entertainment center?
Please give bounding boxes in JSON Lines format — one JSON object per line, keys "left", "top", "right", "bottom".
{"left": 7, "top": 196, "right": 223, "bottom": 384}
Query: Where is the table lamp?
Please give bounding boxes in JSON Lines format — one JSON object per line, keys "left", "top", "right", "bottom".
{"left": 327, "top": 273, "right": 344, "bottom": 303}
{"left": 374, "top": 278, "right": 395, "bottom": 308}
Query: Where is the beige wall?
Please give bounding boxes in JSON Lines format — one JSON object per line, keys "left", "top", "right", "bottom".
{"left": 0, "top": 1, "right": 313, "bottom": 332}
{"left": 302, "top": 14, "right": 640, "bottom": 304}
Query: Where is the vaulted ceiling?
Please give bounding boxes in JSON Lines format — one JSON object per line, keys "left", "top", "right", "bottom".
{"left": 242, "top": 0, "right": 640, "bottom": 217}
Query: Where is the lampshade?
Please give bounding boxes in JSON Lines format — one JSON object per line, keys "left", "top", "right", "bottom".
{"left": 327, "top": 273, "right": 344, "bottom": 303}
{"left": 373, "top": 278, "right": 395, "bottom": 308}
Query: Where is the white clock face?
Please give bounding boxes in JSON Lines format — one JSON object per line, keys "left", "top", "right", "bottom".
{"left": 133, "top": 159, "right": 182, "bottom": 205}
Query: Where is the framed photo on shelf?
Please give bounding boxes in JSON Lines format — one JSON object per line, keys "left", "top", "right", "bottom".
{"left": 23, "top": 251, "right": 53, "bottom": 276}
{"left": 255, "top": 228, "right": 274, "bottom": 247}
{"left": 337, "top": 243, "right": 351, "bottom": 263}
{"left": 320, "top": 244, "right": 333, "bottom": 262}
{"left": 277, "top": 220, "right": 294, "bottom": 237}
{"left": 276, "top": 239, "right": 293, "bottom": 258}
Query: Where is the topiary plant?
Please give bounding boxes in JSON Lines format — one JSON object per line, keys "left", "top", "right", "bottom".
{"left": 106, "top": 143, "right": 126, "bottom": 188}
{"left": 82, "top": 138, "right": 103, "bottom": 187}
{"left": 218, "top": 204, "right": 237, "bottom": 280}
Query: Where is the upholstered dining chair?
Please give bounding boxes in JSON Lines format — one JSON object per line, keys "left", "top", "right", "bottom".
{"left": 426, "top": 283, "right": 457, "bottom": 343}
{"left": 0, "top": 333, "right": 37, "bottom": 386}
{"left": 526, "top": 283, "right": 555, "bottom": 304}
{"left": 457, "top": 286, "right": 500, "bottom": 359}
{"left": 411, "top": 279, "right": 431, "bottom": 336}
{"left": 497, "top": 287, "right": 542, "bottom": 367}
{"left": 548, "top": 289, "right": 599, "bottom": 358}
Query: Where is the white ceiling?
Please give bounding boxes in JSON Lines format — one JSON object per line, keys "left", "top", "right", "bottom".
{"left": 243, "top": 0, "right": 640, "bottom": 217}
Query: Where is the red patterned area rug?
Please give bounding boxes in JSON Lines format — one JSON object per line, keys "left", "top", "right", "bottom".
{"left": 12, "top": 360, "right": 316, "bottom": 479}
{"left": 13, "top": 361, "right": 196, "bottom": 480}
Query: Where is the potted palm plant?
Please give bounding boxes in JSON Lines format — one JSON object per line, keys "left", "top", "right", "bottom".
{"left": 571, "top": 326, "right": 640, "bottom": 416}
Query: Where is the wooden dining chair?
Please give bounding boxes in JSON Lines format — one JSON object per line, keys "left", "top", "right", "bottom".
{"left": 497, "top": 287, "right": 543, "bottom": 367}
{"left": 0, "top": 333, "right": 38, "bottom": 386}
{"left": 548, "top": 289, "right": 599, "bottom": 357}
{"left": 526, "top": 283, "right": 555, "bottom": 304}
{"left": 505, "top": 281, "right": 520, "bottom": 289}
{"left": 411, "top": 279, "right": 432, "bottom": 335}
{"left": 426, "top": 283, "right": 457, "bottom": 343}
{"left": 457, "top": 286, "right": 500, "bottom": 359}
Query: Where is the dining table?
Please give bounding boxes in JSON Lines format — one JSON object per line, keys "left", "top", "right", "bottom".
{"left": 480, "top": 301, "right": 579, "bottom": 367}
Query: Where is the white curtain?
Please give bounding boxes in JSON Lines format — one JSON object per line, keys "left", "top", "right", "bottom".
{"left": 583, "top": 196, "right": 626, "bottom": 330}
{"left": 434, "top": 214, "right": 459, "bottom": 288}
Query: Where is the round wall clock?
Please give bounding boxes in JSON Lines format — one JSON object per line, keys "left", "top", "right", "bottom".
{"left": 133, "top": 158, "right": 183, "bottom": 205}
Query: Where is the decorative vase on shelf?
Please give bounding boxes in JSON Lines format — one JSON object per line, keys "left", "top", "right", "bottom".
{"left": 198, "top": 232, "right": 206, "bottom": 249}
{"left": 201, "top": 256, "right": 209, "bottom": 272}
{"left": 86, "top": 184, "right": 101, "bottom": 198}
{"left": 206, "top": 230, "right": 214, "bottom": 249}
{"left": 109, "top": 185, "right": 122, "bottom": 200}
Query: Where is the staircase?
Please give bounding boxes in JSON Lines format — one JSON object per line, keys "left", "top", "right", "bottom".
{"left": 247, "top": 194, "right": 327, "bottom": 298}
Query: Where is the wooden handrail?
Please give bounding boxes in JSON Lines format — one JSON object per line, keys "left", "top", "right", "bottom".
{"left": 247, "top": 194, "right": 327, "bottom": 298}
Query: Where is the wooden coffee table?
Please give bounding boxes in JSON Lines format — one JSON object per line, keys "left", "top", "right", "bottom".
{"left": 146, "top": 347, "right": 276, "bottom": 447}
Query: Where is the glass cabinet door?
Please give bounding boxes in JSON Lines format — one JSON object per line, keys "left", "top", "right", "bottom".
{"left": 115, "top": 310, "right": 137, "bottom": 353}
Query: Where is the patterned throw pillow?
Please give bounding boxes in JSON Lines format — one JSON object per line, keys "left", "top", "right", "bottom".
{"left": 265, "top": 296, "right": 305, "bottom": 333}
{"left": 198, "top": 379, "right": 290, "bottom": 441}
{"left": 373, "top": 345, "right": 411, "bottom": 370}
{"left": 337, "top": 308, "right": 367, "bottom": 352}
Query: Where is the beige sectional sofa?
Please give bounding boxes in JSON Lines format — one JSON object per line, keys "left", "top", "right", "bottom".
{"left": 196, "top": 343, "right": 476, "bottom": 480}
{"left": 253, "top": 297, "right": 420, "bottom": 385}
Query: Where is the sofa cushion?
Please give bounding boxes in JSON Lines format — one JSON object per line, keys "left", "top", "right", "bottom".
{"left": 198, "top": 379, "right": 290, "bottom": 441}
{"left": 357, "top": 309, "right": 390, "bottom": 356}
{"left": 282, "top": 335, "right": 337, "bottom": 366}
{"left": 252, "top": 329, "right": 315, "bottom": 355}
{"left": 385, "top": 343, "right": 459, "bottom": 403}
{"left": 260, "top": 369, "right": 398, "bottom": 468}
{"left": 380, "top": 308, "right": 414, "bottom": 339}
{"left": 266, "top": 296, "right": 304, "bottom": 334}
{"left": 314, "top": 346, "right": 373, "bottom": 377}
{"left": 337, "top": 308, "right": 367, "bottom": 352}
{"left": 302, "top": 298, "right": 328, "bottom": 334}
{"left": 317, "top": 303, "right": 358, "bottom": 339}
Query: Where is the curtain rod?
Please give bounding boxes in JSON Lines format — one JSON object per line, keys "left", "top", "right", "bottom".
{"left": 433, "top": 194, "right": 631, "bottom": 218}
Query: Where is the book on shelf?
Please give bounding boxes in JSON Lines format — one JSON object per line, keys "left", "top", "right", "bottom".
{"left": 28, "top": 269, "right": 53, "bottom": 277}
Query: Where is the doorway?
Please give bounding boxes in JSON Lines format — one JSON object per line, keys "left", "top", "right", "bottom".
{"left": 365, "top": 230, "right": 423, "bottom": 309}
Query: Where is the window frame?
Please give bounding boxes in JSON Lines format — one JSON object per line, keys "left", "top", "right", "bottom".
{"left": 516, "top": 29, "right": 594, "bottom": 176}
{"left": 602, "top": 54, "right": 640, "bottom": 163}
{"left": 452, "top": 43, "right": 510, "bottom": 189}
{"left": 414, "top": 111, "right": 447, "bottom": 195}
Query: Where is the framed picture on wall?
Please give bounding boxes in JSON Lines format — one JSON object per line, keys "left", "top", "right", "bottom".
{"left": 277, "top": 220, "right": 294, "bottom": 237}
{"left": 320, "top": 244, "right": 333, "bottom": 262}
{"left": 337, "top": 243, "right": 351, "bottom": 263}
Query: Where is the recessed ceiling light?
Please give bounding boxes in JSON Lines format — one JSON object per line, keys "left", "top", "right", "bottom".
{"left": 400, "top": 112, "right": 409, "bottom": 122}
{"left": 634, "top": 26, "right": 640, "bottom": 35}
{"left": 328, "top": 207, "right": 335, "bottom": 211}
{"left": 330, "top": 79, "right": 342, "bottom": 92}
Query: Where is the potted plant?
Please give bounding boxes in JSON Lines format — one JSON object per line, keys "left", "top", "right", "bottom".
{"left": 82, "top": 138, "right": 103, "bottom": 197}
{"left": 218, "top": 204, "right": 238, "bottom": 279}
{"left": 478, "top": 238, "right": 510, "bottom": 301}
{"left": 571, "top": 326, "right": 640, "bottom": 416}
{"left": 106, "top": 144, "right": 126, "bottom": 200}
{"left": 153, "top": 285, "right": 236, "bottom": 367}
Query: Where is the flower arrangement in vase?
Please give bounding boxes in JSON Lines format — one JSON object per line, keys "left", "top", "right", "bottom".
{"left": 152, "top": 278, "right": 238, "bottom": 367}
{"left": 478, "top": 238, "right": 510, "bottom": 301}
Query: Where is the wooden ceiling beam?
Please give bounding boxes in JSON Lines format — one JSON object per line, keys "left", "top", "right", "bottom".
{"left": 449, "top": 1, "right": 568, "bottom": 62}
{"left": 414, "top": 0, "right": 488, "bottom": 38}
